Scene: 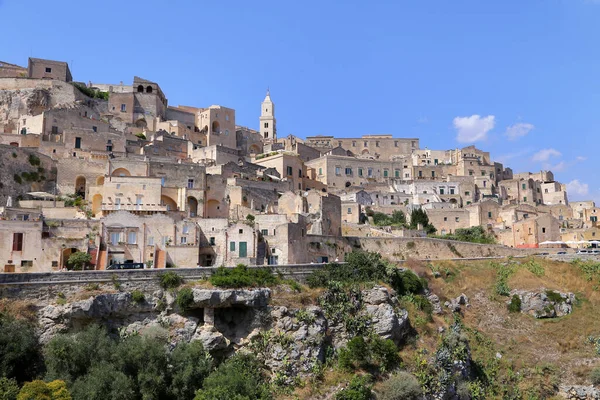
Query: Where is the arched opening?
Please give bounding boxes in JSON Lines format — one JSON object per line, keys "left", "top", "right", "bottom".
{"left": 249, "top": 144, "right": 261, "bottom": 154}
{"left": 206, "top": 199, "right": 220, "bottom": 218}
{"left": 75, "top": 176, "right": 86, "bottom": 199}
{"left": 449, "top": 198, "right": 458, "bottom": 204}
{"left": 211, "top": 121, "right": 220, "bottom": 134}
{"left": 9, "top": 142, "right": 18, "bottom": 147}
{"left": 92, "top": 194, "right": 103, "bottom": 217}
{"left": 137, "top": 85, "right": 144, "bottom": 92}
{"left": 62, "top": 247, "right": 80, "bottom": 270}
{"left": 187, "top": 197, "right": 198, "bottom": 217}
{"left": 345, "top": 181, "right": 351, "bottom": 188}
{"left": 202, "top": 125, "right": 208, "bottom": 134}
{"left": 111, "top": 168, "right": 131, "bottom": 177}
{"left": 161, "top": 195, "right": 177, "bottom": 211}
{"left": 96, "top": 176, "right": 105, "bottom": 185}
{"left": 146, "top": 86, "right": 153, "bottom": 93}
{"left": 135, "top": 118, "right": 147, "bottom": 128}
{"left": 361, "top": 149, "right": 369, "bottom": 155}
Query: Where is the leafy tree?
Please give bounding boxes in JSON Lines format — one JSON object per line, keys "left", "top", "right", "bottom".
{"left": 168, "top": 341, "right": 213, "bottom": 400}
{"left": 0, "top": 314, "right": 43, "bottom": 383}
{"left": 338, "top": 336, "right": 400, "bottom": 373}
{"left": 70, "top": 363, "right": 134, "bottom": 400}
{"left": 194, "top": 354, "right": 271, "bottom": 400}
{"left": 17, "top": 380, "right": 71, "bottom": 400}
{"left": 0, "top": 377, "right": 19, "bottom": 400}
{"left": 409, "top": 208, "right": 436, "bottom": 234}
{"left": 66, "top": 252, "right": 91, "bottom": 271}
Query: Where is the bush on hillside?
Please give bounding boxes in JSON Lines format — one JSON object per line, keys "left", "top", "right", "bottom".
{"left": 209, "top": 265, "right": 277, "bottom": 288}
{"left": 0, "top": 314, "right": 43, "bottom": 383}
{"left": 377, "top": 371, "right": 423, "bottom": 400}
{"left": 338, "top": 335, "right": 400, "bottom": 374}
{"left": 334, "top": 374, "right": 373, "bottom": 400}
{"left": 158, "top": 271, "right": 183, "bottom": 289}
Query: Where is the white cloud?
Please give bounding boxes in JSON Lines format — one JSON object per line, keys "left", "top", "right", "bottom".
{"left": 548, "top": 161, "right": 566, "bottom": 172}
{"left": 505, "top": 122, "right": 534, "bottom": 140}
{"left": 566, "top": 180, "right": 589, "bottom": 196}
{"left": 531, "top": 148, "right": 561, "bottom": 162}
{"left": 576, "top": 156, "right": 587, "bottom": 161}
{"left": 453, "top": 115, "right": 495, "bottom": 143}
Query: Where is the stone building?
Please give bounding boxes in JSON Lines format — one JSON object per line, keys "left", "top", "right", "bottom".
{"left": 28, "top": 58, "right": 72, "bottom": 82}
{"left": 305, "top": 134, "right": 419, "bottom": 160}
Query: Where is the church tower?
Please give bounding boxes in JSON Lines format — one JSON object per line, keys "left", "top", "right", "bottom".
{"left": 259, "top": 89, "right": 276, "bottom": 143}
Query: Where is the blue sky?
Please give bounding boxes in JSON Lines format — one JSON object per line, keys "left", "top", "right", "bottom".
{"left": 1, "top": 0, "right": 598, "bottom": 201}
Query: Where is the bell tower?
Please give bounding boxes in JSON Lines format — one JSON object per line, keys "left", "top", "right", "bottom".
{"left": 259, "top": 89, "right": 276, "bottom": 143}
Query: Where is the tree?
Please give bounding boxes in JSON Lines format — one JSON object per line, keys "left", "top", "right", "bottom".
{"left": 376, "top": 372, "right": 422, "bottom": 400}
{"left": 409, "top": 208, "right": 436, "bottom": 234}
{"left": 194, "top": 354, "right": 271, "bottom": 400}
{"left": 70, "top": 364, "right": 134, "bottom": 400}
{"left": 0, "top": 314, "right": 42, "bottom": 383}
{"left": 0, "top": 377, "right": 19, "bottom": 400}
{"left": 168, "top": 341, "right": 213, "bottom": 399}
{"left": 66, "top": 252, "right": 91, "bottom": 271}
{"left": 335, "top": 375, "right": 372, "bottom": 400}
{"left": 17, "top": 380, "right": 71, "bottom": 400}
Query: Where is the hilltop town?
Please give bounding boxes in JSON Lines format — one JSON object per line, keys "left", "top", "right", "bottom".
{"left": 0, "top": 57, "right": 595, "bottom": 272}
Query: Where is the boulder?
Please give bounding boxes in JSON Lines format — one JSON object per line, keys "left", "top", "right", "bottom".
{"left": 559, "top": 385, "right": 600, "bottom": 399}
{"left": 445, "top": 293, "right": 469, "bottom": 313}
{"left": 190, "top": 288, "right": 271, "bottom": 308}
{"left": 510, "top": 289, "right": 575, "bottom": 318}
{"left": 192, "top": 325, "right": 229, "bottom": 351}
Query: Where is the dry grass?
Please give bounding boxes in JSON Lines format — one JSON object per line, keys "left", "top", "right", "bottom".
{"left": 279, "top": 368, "right": 355, "bottom": 400}
{"left": 432, "top": 258, "right": 600, "bottom": 385}
{"left": 270, "top": 285, "right": 324, "bottom": 308}
{"left": 0, "top": 298, "right": 38, "bottom": 322}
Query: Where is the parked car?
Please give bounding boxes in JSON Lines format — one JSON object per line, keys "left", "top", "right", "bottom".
{"left": 557, "top": 251, "right": 567, "bottom": 255}
{"left": 577, "top": 250, "right": 589, "bottom": 254}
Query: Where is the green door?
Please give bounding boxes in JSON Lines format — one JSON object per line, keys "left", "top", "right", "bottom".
{"left": 239, "top": 242, "right": 247, "bottom": 258}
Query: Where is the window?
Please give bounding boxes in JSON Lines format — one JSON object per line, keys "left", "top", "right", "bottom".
{"left": 367, "top": 168, "right": 373, "bottom": 177}
{"left": 345, "top": 167, "right": 352, "bottom": 175}
{"left": 161, "top": 177, "right": 165, "bottom": 187}
{"left": 264, "top": 122, "right": 269, "bottom": 128}
{"left": 298, "top": 169, "right": 302, "bottom": 178}
{"left": 116, "top": 184, "right": 121, "bottom": 189}
{"left": 358, "top": 168, "right": 363, "bottom": 177}
{"left": 148, "top": 236, "right": 154, "bottom": 246}
{"left": 465, "top": 191, "right": 470, "bottom": 196}
{"left": 181, "top": 236, "right": 187, "bottom": 244}
{"left": 92, "top": 126, "right": 97, "bottom": 133}
{"left": 75, "top": 137, "right": 81, "bottom": 149}
{"left": 318, "top": 168, "right": 322, "bottom": 175}
{"left": 592, "top": 216, "right": 598, "bottom": 222}
{"left": 376, "top": 141, "right": 380, "bottom": 147}
{"left": 347, "top": 207, "right": 352, "bottom": 214}
{"left": 162, "top": 236, "right": 169, "bottom": 246}
{"left": 51, "top": 126, "right": 58, "bottom": 134}
{"left": 45, "top": 67, "right": 52, "bottom": 73}
{"left": 395, "top": 170, "right": 400, "bottom": 177}
{"left": 12, "top": 233, "right": 23, "bottom": 251}
{"left": 523, "top": 196, "right": 527, "bottom": 202}
{"left": 450, "top": 188, "right": 455, "bottom": 195}
{"left": 542, "top": 227, "right": 546, "bottom": 233}
{"left": 352, "top": 141, "right": 356, "bottom": 147}
{"left": 469, "top": 170, "right": 474, "bottom": 176}
{"left": 335, "top": 167, "right": 341, "bottom": 175}
{"left": 230, "top": 242, "right": 236, "bottom": 251}
{"left": 127, "top": 231, "right": 137, "bottom": 244}
{"left": 110, "top": 232, "right": 120, "bottom": 245}
{"left": 482, "top": 171, "right": 486, "bottom": 176}
{"left": 383, "top": 170, "right": 388, "bottom": 178}
{"left": 444, "top": 217, "right": 448, "bottom": 221}
{"left": 52, "top": 261, "right": 58, "bottom": 268}
{"left": 239, "top": 242, "right": 247, "bottom": 257}
{"left": 286, "top": 166, "right": 293, "bottom": 176}
{"left": 488, "top": 212, "right": 492, "bottom": 218}
{"left": 21, "top": 260, "right": 33, "bottom": 267}
{"left": 431, "top": 171, "right": 435, "bottom": 178}
{"left": 440, "top": 188, "right": 445, "bottom": 195}
{"left": 239, "top": 228, "right": 243, "bottom": 234}
{"left": 261, "top": 229, "right": 268, "bottom": 236}
{"left": 522, "top": 183, "right": 526, "bottom": 190}
{"left": 483, "top": 181, "right": 487, "bottom": 188}
{"left": 395, "top": 141, "right": 398, "bottom": 147}
{"left": 418, "top": 171, "right": 423, "bottom": 178}
{"left": 364, "top": 141, "right": 368, "bottom": 147}
{"left": 209, "top": 237, "right": 215, "bottom": 245}
{"left": 434, "top": 159, "right": 438, "bottom": 165}
{"left": 455, "top": 217, "right": 460, "bottom": 222}
{"left": 545, "top": 188, "right": 549, "bottom": 193}
{"left": 187, "top": 179, "right": 194, "bottom": 189}
{"left": 182, "top": 225, "right": 189, "bottom": 234}
{"left": 121, "top": 104, "right": 126, "bottom": 112}
{"left": 405, "top": 173, "right": 409, "bottom": 178}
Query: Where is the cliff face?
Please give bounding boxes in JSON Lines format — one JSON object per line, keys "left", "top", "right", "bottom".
{"left": 35, "top": 285, "right": 410, "bottom": 382}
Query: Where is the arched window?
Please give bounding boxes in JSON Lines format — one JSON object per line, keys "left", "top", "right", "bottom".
{"left": 212, "top": 121, "right": 220, "bottom": 134}
{"left": 146, "top": 86, "right": 153, "bottom": 93}
{"left": 137, "top": 85, "right": 144, "bottom": 92}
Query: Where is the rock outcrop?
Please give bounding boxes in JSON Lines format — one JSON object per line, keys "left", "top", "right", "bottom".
{"left": 444, "top": 293, "right": 470, "bottom": 313}
{"left": 510, "top": 289, "right": 575, "bottom": 318}
{"left": 559, "top": 385, "right": 600, "bottom": 399}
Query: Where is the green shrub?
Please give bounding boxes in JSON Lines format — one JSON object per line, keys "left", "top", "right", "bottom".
{"left": 338, "top": 335, "right": 400, "bottom": 374}
{"left": 158, "top": 271, "right": 183, "bottom": 289}
{"left": 135, "top": 133, "right": 147, "bottom": 140}
{"left": 17, "top": 380, "right": 71, "bottom": 400}
{"left": 176, "top": 287, "right": 194, "bottom": 311}
{"left": 131, "top": 290, "right": 145, "bottom": 303}
{"left": 0, "top": 377, "right": 19, "bottom": 400}
{"left": 390, "top": 269, "right": 426, "bottom": 296}
{"left": 589, "top": 367, "right": 600, "bottom": 385}
{"left": 335, "top": 374, "right": 372, "bottom": 400}
{"left": 194, "top": 354, "right": 272, "bottom": 400}
{"left": 67, "top": 252, "right": 91, "bottom": 271}
{"left": 11, "top": 152, "right": 17, "bottom": 158}
{"left": 508, "top": 295, "right": 522, "bottom": 313}
{"left": 545, "top": 290, "right": 565, "bottom": 303}
{"left": 13, "top": 174, "right": 22, "bottom": 184}
{"left": 84, "top": 283, "right": 100, "bottom": 291}
{"left": 209, "top": 265, "right": 277, "bottom": 288}
{"left": 377, "top": 371, "right": 422, "bottom": 400}
{"left": 28, "top": 154, "right": 40, "bottom": 166}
